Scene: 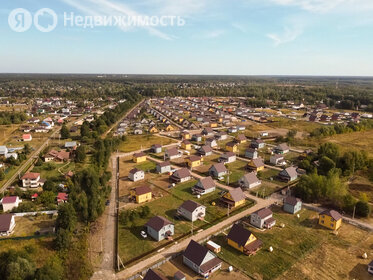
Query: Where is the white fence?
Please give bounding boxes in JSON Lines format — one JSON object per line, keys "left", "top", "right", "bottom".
{"left": 13, "top": 210, "right": 58, "bottom": 217}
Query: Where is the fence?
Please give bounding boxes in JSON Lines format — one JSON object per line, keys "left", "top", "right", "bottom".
{"left": 13, "top": 210, "right": 58, "bottom": 217}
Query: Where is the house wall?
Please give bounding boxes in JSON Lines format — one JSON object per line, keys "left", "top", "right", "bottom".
{"left": 134, "top": 156, "right": 147, "bottom": 163}
{"left": 137, "top": 193, "right": 152, "bottom": 204}
{"left": 2, "top": 201, "right": 19, "bottom": 212}
{"left": 319, "top": 215, "right": 342, "bottom": 230}
{"left": 129, "top": 172, "right": 144, "bottom": 182}
{"left": 227, "top": 239, "right": 243, "bottom": 252}
{"left": 157, "top": 165, "right": 171, "bottom": 174}
{"left": 250, "top": 213, "right": 264, "bottom": 228}
{"left": 183, "top": 256, "right": 200, "bottom": 274}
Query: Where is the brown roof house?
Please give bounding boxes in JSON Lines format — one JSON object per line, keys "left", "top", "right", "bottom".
{"left": 170, "top": 168, "right": 192, "bottom": 183}
{"left": 192, "top": 176, "right": 216, "bottom": 195}
{"left": 143, "top": 269, "right": 167, "bottom": 280}
{"left": 221, "top": 188, "right": 246, "bottom": 208}
{"left": 156, "top": 161, "right": 172, "bottom": 174}
{"left": 278, "top": 166, "right": 298, "bottom": 182}
{"left": 198, "top": 145, "right": 213, "bottom": 156}
{"left": 183, "top": 240, "right": 222, "bottom": 278}
{"left": 250, "top": 208, "right": 276, "bottom": 229}
{"left": 0, "top": 214, "right": 15, "bottom": 236}
{"left": 177, "top": 200, "right": 206, "bottom": 222}
{"left": 165, "top": 148, "right": 182, "bottom": 160}
{"left": 238, "top": 172, "right": 261, "bottom": 189}
{"left": 209, "top": 163, "right": 228, "bottom": 178}
{"left": 128, "top": 168, "right": 145, "bottom": 182}
{"left": 145, "top": 216, "right": 174, "bottom": 241}
{"left": 226, "top": 224, "right": 262, "bottom": 255}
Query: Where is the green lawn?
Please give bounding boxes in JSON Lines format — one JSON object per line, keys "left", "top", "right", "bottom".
{"left": 135, "top": 161, "right": 157, "bottom": 172}
{"left": 212, "top": 208, "right": 330, "bottom": 280}
{"left": 118, "top": 180, "right": 254, "bottom": 264}
{"left": 223, "top": 160, "right": 247, "bottom": 186}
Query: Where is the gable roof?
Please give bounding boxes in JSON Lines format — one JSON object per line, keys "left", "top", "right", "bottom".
{"left": 227, "top": 224, "right": 253, "bottom": 247}
{"left": 242, "top": 172, "right": 260, "bottom": 184}
{"left": 1, "top": 196, "right": 18, "bottom": 204}
{"left": 250, "top": 158, "right": 264, "bottom": 168}
{"left": 320, "top": 209, "right": 342, "bottom": 221}
{"left": 129, "top": 168, "right": 143, "bottom": 175}
{"left": 210, "top": 163, "right": 227, "bottom": 173}
{"left": 133, "top": 185, "right": 152, "bottom": 196}
{"left": 166, "top": 147, "right": 180, "bottom": 156}
{"left": 197, "top": 176, "right": 215, "bottom": 190}
{"left": 227, "top": 188, "right": 246, "bottom": 202}
{"left": 0, "top": 214, "right": 13, "bottom": 232}
{"left": 200, "top": 145, "right": 213, "bottom": 153}
{"left": 188, "top": 155, "right": 201, "bottom": 162}
{"left": 183, "top": 240, "right": 209, "bottom": 266}
{"left": 280, "top": 167, "right": 298, "bottom": 178}
{"left": 254, "top": 208, "right": 273, "bottom": 219}
{"left": 146, "top": 216, "right": 173, "bottom": 231}
{"left": 276, "top": 143, "right": 289, "bottom": 151}
{"left": 143, "top": 269, "right": 167, "bottom": 280}
{"left": 133, "top": 152, "right": 146, "bottom": 158}
{"left": 21, "top": 172, "right": 40, "bottom": 180}
{"left": 157, "top": 161, "right": 170, "bottom": 168}
{"left": 173, "top": 168, "right": 191, "bottom": 179}
{"left": 179, "top": 200, "right": 204, "bottom": 213}
{"left": 284, "top": 196, "right": 301, "bottom": 206}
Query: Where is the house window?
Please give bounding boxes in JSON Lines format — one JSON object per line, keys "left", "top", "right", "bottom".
{"left": 321, "top": 220, "right": 324, "bottom": 224}
{"left": 330, "top": 223, "right": 334, "bottom": 227}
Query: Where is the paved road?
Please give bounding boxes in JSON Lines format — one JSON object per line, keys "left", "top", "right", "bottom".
{"left": 265, "top": 143, "right": 304, "bottom": 154}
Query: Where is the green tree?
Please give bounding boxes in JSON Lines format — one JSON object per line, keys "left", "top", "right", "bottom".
{"left": 0, "top": 170, "right": 5, "bottom": 181}
{"left": 55, "top": 203, "right": 77, "bottom": 232}
{"left": 318, "top": 143, "right": 340, "bottom": 163}
{"left": 39, "top": 191, "right": 56, "bottom": 207}
{"left": 75, "top": 145, "right": 86, "bottom": 163}
{"left": 60, "top": 124, "right": 70, "bottom": 139}
{"left": 355, "top": 200, "right": 371, "bottom": 217}
{"left": 318, "top": 156, "right": 336, "bottom": 175}
{"left": 7, "top": 257, "right": 35, "bottom": 280}
{"left": 34, "top": 256, "right": 64, "bottom": 280}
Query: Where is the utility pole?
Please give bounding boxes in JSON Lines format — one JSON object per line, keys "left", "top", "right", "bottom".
{"left": 352, "top": 205, "right": 356, "bottom": 220}
{"left": 227, "top": 204, "right": 230, "bottom": 217}
{"left": 191, "top": 219, "right": 194, "bottom": 235}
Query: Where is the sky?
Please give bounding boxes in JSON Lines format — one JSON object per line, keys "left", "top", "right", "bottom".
{"left": 1, "top": 0, "right": 373, "bottom": 76}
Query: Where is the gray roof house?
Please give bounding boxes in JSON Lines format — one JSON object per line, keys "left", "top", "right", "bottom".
{"left": 209, "top": 163, "right": 227, "bottom": 178}
{"left": 128, "top": 168, "right": 145, "bottom": 182}
{"left": 275, "top": 143, "right": 290, "bottom": 154}
{"left": 239, "top": 172, "right": 261, "bottom": 189}
{"left": 165, "top": 148, "right": 182, "bottom": 160}
{"left": 198, "top": 145, "right": 213, "bottom": 156}
{"left": 219, "top": 152, "right": 236, "bottom": 164}
{"left": 64, "top": 141, "right": 78, "bottom": 149}
{"left": 270, "top": 154, "right": 285, "bottom": 166}
{"left": 283, "top": 196, "right": 302, "bottom": 214}
{"left": 151, "top": 144, "right": 162, "bottom": 154}
{"left": 183, "top": 240, "right": 222, "bottom": 278}
{"left": 192, "top": 176, "right": 216, "bottom": 195}
{"left": 170, "top": 168, "right": 192, "bottom": 183}
{"left": 177, "top": 200, "right": 206, "bottom": 222}
{"left": 156, "top": 161, "right": 171, "bottom": 174}
{"left": 145, "top": 216, "right": 174, "bottom": 241}
{"left": 250, "top": 208, "right": 276, "bottom": 229}
{"left": 279, "top": 167, "right": 298, "bottom": 182}
{"left": 251, "top": 139, "right": 265, "bottom": 149}
{"left": 245, "top": 148, "right": 258, "bottom": 159}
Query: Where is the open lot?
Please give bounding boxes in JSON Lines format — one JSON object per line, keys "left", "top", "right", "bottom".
{"left": 13, "top": 215, "right": 56, "bottom": 237}
{"left": 118, "top": 134, "right": 177, "bottom": 153}
{"left": 211, "top": 207, "right": 372, "bottom": 280}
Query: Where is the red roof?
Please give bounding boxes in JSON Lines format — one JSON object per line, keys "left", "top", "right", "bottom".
{"left": 31, "top": 193, "right": 38, "bottom": 198}
{"left": 22, "top": 134, "right": 32, "bottom": 140}
{"left": 2, "top": 196, "right": 18, "bottom": 204}
{"left": 57, "top": 193, "right": 68, "bottom": 201}
{"left": 21, "top": 172, "right": 40, "bottom": 180}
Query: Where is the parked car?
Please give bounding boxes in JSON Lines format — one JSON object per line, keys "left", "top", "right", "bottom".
{"left": 105, "top": 200, "right": 110, "bottom": 206}
{"left": 140, "top": 231, "right": 147, "bottom": 238}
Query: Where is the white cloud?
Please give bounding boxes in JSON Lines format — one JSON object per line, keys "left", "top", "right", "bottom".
{"left": 205, "top": 29, "right": 225, "bottom": 39}
{"left": 231, "top": 22, "right": 247, "bottom": 33}
{"left": 267, "top": 25, "right": 303, "bottom": 46}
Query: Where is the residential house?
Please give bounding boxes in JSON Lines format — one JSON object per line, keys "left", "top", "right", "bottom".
{"left": 227, "top": 126, "right": 238, "bottom": 133}
{"left": 181, "top": 140, "right": 192, "bottom": 150}
{"left": 202, "top": 127, "right": 214, "bottom": 136}
{"left": 165, "top": 124, "right": 175, "bottom": 131}
{"left": 182, "top": 240, "right": 222, "bottom": 278}
{"left": 143, "top": 269, "right": 167, "bottom": 280}
{"left": 198, "top": 145, "right": 213, "bottom": 156}
{"left": 156, "top": 161, "right": 171, "bottom": 174}
{"left": 174, "top": 271, "right": 186, "bottom": 280}
{"left": 215, "top": 131, "right": 228, "bottom": 141}
{"left": 21, "top": 172, "right": 43, "bottom": 188}
{"left": 1, "top": 196, "right": 22, "bottom": 212}
{"left": 149, "top": 126, "right": 158, "bottom": 133}
{"left": 245, "top": 148, "right": 258, "bottom": 159}
{"left": 22, "top": 134, "right": 32, "bottom": 142}
{"left": 170, "top": 168, "right": 192, "bottom": 183}
{"left": 283, "top": 196, "right": 302, "bottom": 214}
{"left": 146, "top": 216, "right": 174, "bottom": 241}
{"left": 221, "top": 188, "right": 246, "bottom": 208}
{"left": 130, "top": 185, "right": 152, "bottom": 204}
{"left": 186, "top": 155, "right": 202, "bottom": 168}
{"left": 44, "top": 149, "right": 70, "bottom": 162}
{"left": 318, "top": 209, "right": 342, "bottom": 230}
{"left": 133, "top": 152, "right": 147, "bottom": 163}
{"left": 0, "top": 214, "right": 16, "bottom": 236}
{"left": 239, "top": 172, "right": 261, "bottom": 189}
{"left": 209, "top": 163, "right": 228, "bottom": 178}
{"left": 192, "top": 134, "right": 202, "bottom": 142}
{"left": 278, "top": 166, "right": 298, "bottom": 182}
{"left": 247, "top": 158, "right": 265, "bottom": 172}
{"left": 235, "top": 134, "right": 247, "bottom": 144}
{"left": 225, "top": 141, "right": 238, "bottom": 153}
{"left": 128, "top": 168, "right": 145, "bottom": 182}
{"left": 250, "top": 208, "right": 276, "bottom": 229}
{"left": 192, "top": 176, "right": 216, "bottom": 195}
{"left": 251, "top": 139, "right": 265, "bottom": 149}
{"left": 177, "top": 200, "right": 206, "bottom": 222}
{"left": 219, "top": 152, "right": 236, "bottom": 164}
{"left": 226, "top": 224, "right": 262, "bottom": 255}
{"left": 181, "top": 130, "right": 191, "bottom": 140}
{"left": 57, "top": 193, "right": 68, "bottom": 205}
{"left": 274, "top": 143, "right": 290, "bottom": 154}
{"left": 165, "top": 148, "right": 182, "bottom": 160}
{"left": 64, "top": 141, "right": 78, "bottom": 150}
{"left": 0, "top": 146, "right": 8, "bottom": 156}
{"left": 205, "top": 138, "right": 217, "bottom": 148}
{"left": 270, "top": 154, "right": 285, "bottom": 166}
{"left": 151, "top": 144, "right": 162, "bottom": 154}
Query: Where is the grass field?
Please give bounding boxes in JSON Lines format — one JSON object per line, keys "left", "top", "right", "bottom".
{"left": 324, "top": 130, "right": 373, "bottom": 156}
{"left": 118, "top": 134, "right": 177, "bottom": 153}
{"left": 13, "top": 215, "right": 56, "bottom": 237}
{"left": 268, "top": 118, "right": 323, "bottom": 133}
{"left": 118, "top": 180, "right": 254, "bottom": 264}
{"left": 0, "top": 125, "right": 19, "bottom": 144}
{"left": 212, "top": 207, "right": 371, "bottom": 280}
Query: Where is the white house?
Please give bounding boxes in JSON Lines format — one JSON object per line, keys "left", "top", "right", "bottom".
{"left": 0, "top": 214, "right": 15, "bottom": 236}
{"left": 177, "top": 200, "right": 206, "bottom": 222}
{"left": 21, "top": 172, "right": 43, "bottom": 188}
{"left": 1, "top": 196, "right": 21, "bottom": 212}
{"left": 128, "top": 168, "right": 145, "bottom": 182}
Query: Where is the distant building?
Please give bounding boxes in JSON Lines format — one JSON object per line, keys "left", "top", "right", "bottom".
{"left": 146, "top": 216, "right": 174, "bottom": 241}
{"left": 0, "top": 214, "right": 15, "bottom": 236}
{"left": 1, "top": 196, "right": 21, "bottom": 212}
{"left": 283, "top": 196, "right": 302, "bottom": 214}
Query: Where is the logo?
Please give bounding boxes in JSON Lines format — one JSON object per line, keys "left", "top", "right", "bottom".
{"left": 8, "top": 8, "right": 58, "bottom": 33}
{"left": 8, "top": 8, "right": 32, "bottom": 32}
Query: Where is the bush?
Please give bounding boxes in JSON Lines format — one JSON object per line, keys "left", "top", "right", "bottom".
{"left": 355, "top": 200, "right": 371, "bottom": 217}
